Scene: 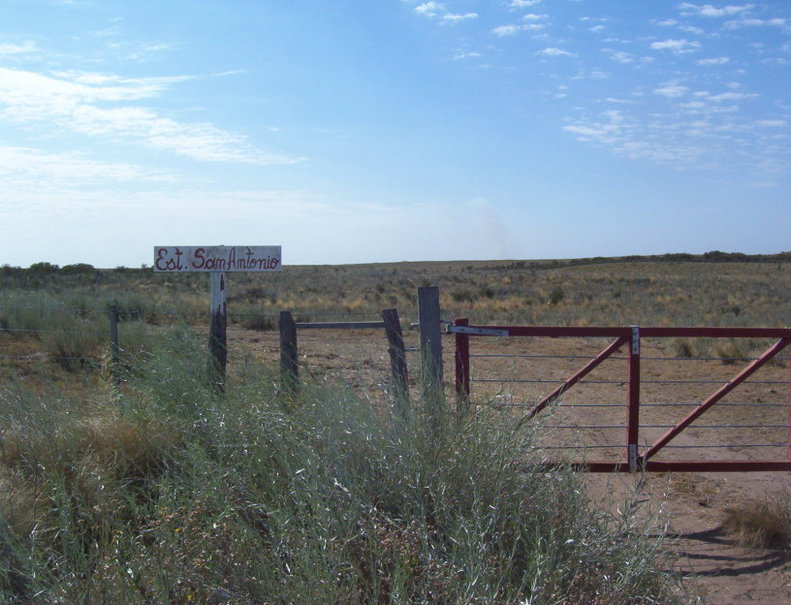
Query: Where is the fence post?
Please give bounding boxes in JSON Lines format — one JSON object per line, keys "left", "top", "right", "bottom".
{"left": 279, "top": 310, "right": 298, "bottom": 397}
{"left": 627, "top": 326, "right": 641, "bottom": 472}
{"left": 208, "top": 272, "right": 228, "bottom": 392}
{"left": 418, "top": 286, "right": 445, "bottom": 433}
{"left": 454, "top": 317, "right": 470, "bottom": 415}
{"left": 382, "top": 308, "right": 410, "bottom": 423}
{"left": 108, "top": 304, "right": 121, "bottom": 386}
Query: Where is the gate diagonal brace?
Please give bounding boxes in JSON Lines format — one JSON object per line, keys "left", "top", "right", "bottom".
{"left": 643, "top": 336, "right": 791, "bottom": 461}
{"left": 446, "top": 325, "right": 510, "bottom": 337}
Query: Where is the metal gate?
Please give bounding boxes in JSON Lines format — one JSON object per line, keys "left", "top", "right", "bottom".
{"left": 451, "top": 320, "right": 791, "bottom": 472}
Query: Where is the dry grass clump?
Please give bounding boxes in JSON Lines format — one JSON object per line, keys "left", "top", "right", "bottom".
{"left": 722, "top": 495, "right": 791, "bottom": 550}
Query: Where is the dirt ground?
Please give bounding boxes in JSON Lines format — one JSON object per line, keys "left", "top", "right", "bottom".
{"left": 228, "top": 326, "right": 791, "bottom": 604}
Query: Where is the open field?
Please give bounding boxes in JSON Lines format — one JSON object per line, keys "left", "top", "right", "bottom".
{"left": 2, "top": 253, "right": 791, "bottom": 603}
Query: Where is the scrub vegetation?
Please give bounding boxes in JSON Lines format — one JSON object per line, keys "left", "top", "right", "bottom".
{"left": 1, "top": 251, "right": 789, "bottom": 602}
{"left": 0, "top": 328, "right": 686, "bottom": 603}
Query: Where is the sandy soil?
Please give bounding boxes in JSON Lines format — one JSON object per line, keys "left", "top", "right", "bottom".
{"left": 227, "top": 326, "right": 791, "bottom": 604}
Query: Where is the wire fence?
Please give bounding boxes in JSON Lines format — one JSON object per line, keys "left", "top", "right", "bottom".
{"left": 457, "top": 329, "right": 791, "bottom": 470}
{"left": 0, "top": 303, "right": 421, "bottom": 395}
{"left": 4, "top": 301, "right": 791, "bottom": 472}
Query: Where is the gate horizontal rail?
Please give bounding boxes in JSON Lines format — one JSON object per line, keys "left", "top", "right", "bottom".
{"left": 451, "top": 320, "right": 791, "bottom": 473}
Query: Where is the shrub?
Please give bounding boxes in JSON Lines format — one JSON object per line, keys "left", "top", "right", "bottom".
{"left": 61, "top": 263, "right": 96, "bottom": 275}
{"left": 672, "top": 338, "right": 694, "bottom": 358}
{"left": 713, "top": 339, "right": 750, "bottom": 365}
{"left": 549, "top": 287, "right": 565, "bottom": 305}
{"left": 28, "top": 262, "right": 59, "bottom": 274}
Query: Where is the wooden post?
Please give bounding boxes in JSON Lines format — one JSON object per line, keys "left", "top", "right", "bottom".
{"left": 279, "top": 310, "right": 298, "bottom": 396}
{"left": 208, "top": 272, "right": 228, "bottom": 391}
{"left": 627, "top": 326, "right": 640, "bottom": 472}
{"left": 382, "top": 308, "right": 410, "bottom": 421}
{"left": 108, "top": 304, "right": 121, "bottom": 386}
{"left": 418, "top": 286, "right": 445, "bottom": 433}
{"left": 454, "top": 317, "right": 470, "bottom": 415}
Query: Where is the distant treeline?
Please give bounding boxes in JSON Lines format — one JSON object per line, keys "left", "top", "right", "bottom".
{"left": 563, "top": 250, "right": 791, "bottom": 267}
{"left": 2, "top": 250, "right": 790, "bottom": 278}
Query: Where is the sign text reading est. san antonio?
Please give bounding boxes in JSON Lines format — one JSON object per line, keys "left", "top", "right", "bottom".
{"left": 154, "top": 246, "right": 282, "bottom": 272}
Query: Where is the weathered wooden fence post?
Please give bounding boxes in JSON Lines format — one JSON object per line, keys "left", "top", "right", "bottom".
{"left": 279, "top": 310, "right": 298, "bottom": 396}
{"left": 382, "top": 307, "right": 410, "bottom": 423}
{"left": 208, "top": 272, "right": 228, "bottom": 391}
{"left": 418, "top": 286, "right": 445, "bottom": 434}
{"left": 454, "top": 317, "right": 470, "bottom": 415}
{"left": 108, "top": 303, "right": 121, "bottom": 386}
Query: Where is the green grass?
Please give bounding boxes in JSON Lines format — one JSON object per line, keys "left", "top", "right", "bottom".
{"left": 0, "top": 327, "right": 686, "bottom": 603}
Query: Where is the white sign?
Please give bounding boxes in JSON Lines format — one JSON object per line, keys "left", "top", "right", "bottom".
{"left": 154, "top": 246, "right": 282, "bottom": 272}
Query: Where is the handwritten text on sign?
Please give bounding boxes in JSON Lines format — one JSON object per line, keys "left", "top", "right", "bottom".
{"left": 154, "top": 246, "right": 282, "bottom": 272}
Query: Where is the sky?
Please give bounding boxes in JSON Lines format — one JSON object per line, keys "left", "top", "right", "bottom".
{"left": 1, "top": 0, "right": 789, "bottom": 268}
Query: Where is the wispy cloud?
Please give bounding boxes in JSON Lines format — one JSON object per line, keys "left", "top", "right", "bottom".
{"left": 453, "top": 51, "right": 482, "bottom": 60}
{"left": 0, "top": 68, "right": 302, "bottom": 165}
{"left": 492, "top": 24, "right": 522, "bottom": 37}
{"left": 414, "top": 2, "right": 444, "bottom": 17}
{"left": 655, "top": 82, "right": 689, "bottom": 98}
{"left": 679, "top": 3, "right": 755, "bottom": 18}
{"left": 443, "top": 12, "right": 478, "bottom": 23}
{"left": 724, "top": 17, "right": 789, "bottom": 30}
{"left": 604, "top": 49, "right": 635, "bottom": 64}
{"left": 697, "top": 56, "right": 730, "bottom": 65}
{"left": 0, "top": 144, "right": 176, "bottom": 184}
{"left": 536, "top": 47, "right": 574, "bottom": 57}
{"left": 650, "top": 39, "right": 701, "bottom": 53}
{"left": 0, "top": 40, "right": 40, "bottom": 55}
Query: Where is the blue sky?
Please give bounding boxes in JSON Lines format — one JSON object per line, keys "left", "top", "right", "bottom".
{"left": 1, "top": 0, "right": 789, "bottom": 267}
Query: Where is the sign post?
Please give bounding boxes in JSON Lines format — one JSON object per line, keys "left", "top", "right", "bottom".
{"left": 154, "top": 246, "right": 282, "bottom": 390}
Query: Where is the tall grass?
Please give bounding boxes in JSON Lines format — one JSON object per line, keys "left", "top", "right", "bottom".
{"left": 0, "top": 328, "right": 686, "bottom": 603}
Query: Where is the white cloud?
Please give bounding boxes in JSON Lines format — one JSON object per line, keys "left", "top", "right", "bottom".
{"left": 756, "top": 119, "right": 787, "bottom": 127}
{"left": 679, "top": 24, "right": 705, "bottom": 35}
{"left": 443, "top": 12, "right": 478, "bottom": 22}
{"left": 679, "top": 3, "right": 755, "bottom": 18}
{"left": 605, "top": 49, "right": 634, "bottom": 64}
{"left": 650, "top": 39, "right": 701, "bottom": 53}
{"left": 414, "top": 2, "right": 444, "bottom": 17}
{"left": 453, "top": 51, "right": 482, "bottom": 60}
{"left": 536, "top": 47, "right": 574, "bottom": 57}
{"left": 492, "top": 25, "right": 522, "bottom": 37}
{"left": 655, "top": 83, "right": 689, "bottom": 98}
{"left": 704, "top": 91, "right": 758, "bottom": 102}
{"left": 0, "top": 68, "right": 303, "bottom": 165}
{"left": 0, "top": 40, "right": 39, "bottom": 55}
{"left": 0, "top": 144, "right": 175, "bottom": 183}
{"left": 509, "top": 0, "right": 541, "bottom": 7}
{"left": 725, "top": 17, "right": 789, "bottom": 30}
{"left": 698, "top": 56, "right": 730, "bottom": 65}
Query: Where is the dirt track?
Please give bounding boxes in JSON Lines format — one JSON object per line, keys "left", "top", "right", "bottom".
{"left": 228, "top": 326, "right": 791, "bottom": 604}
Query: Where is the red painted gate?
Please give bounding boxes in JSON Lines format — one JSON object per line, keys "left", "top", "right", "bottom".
{"left": 451, "top": 320, "right": 791, "bottom": 472}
